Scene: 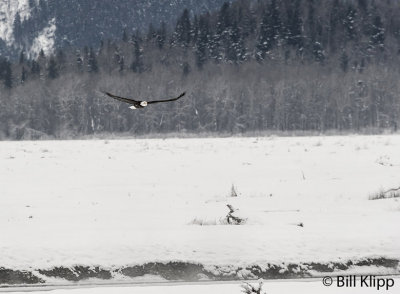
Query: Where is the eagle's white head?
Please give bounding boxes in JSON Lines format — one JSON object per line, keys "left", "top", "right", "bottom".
{"left": 140, "top": 101, "right": 148, "bottom": 107}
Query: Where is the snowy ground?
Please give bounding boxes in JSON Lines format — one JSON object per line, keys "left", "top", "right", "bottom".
{"left": 5, "top": 278, "right": 400, "bottom": 294}
{"left": 0, "top": 135, "right": 399, "bottom": 283}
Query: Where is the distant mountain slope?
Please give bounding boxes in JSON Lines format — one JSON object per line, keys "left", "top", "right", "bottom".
{"left": 0, "top": 0, "right": 230, "bottom": 59}
{"left": 0, "top": 0, "right": 30, "bottom": 45}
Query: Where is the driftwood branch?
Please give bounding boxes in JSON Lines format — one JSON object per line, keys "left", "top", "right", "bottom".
{"left": 384, "top": 186, "right": 400, "bottom": 194}
{"left": 226, "top": 204, "right": 246, "bottom": 225}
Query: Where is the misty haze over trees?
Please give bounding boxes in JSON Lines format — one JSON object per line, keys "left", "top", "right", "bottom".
{"left": 1, "top": 0, "right": 399, "bottom": 140}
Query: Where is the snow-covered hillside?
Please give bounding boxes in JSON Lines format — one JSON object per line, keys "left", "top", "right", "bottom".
{"left": 0, "top": 135, "right": 399, "bottom": 283}
{"left": 29, "top": 17, "right": 56, "bottom": 57}
{"left": 0, "top": 0, "right": 30, "bottom": 45}
{"left": 0, "top": 0, "right": 56, "bottom": 57}
{"left": 0, "top": 0, "right": 230, "bottom": 59}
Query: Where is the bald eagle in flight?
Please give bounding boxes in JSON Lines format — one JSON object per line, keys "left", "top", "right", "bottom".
{"left": 102, "top": 91, "right": 186, "bottom": 109}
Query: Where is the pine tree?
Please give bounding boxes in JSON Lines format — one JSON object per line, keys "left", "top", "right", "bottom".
{"left": 307, "top": 0, "right": 316, "bottom": 43}
{"left": 56, "top": 49, "right": 66, "bottom": 72}
{"left": 122, "top": 28, "right": 128, "bottom": 42}
{"left": 286, "top": 0, "right": 303, "bottom": 51}
{"left": 192, "top": 16, "right": 199, "bottom": 45}
{"left": 156, "top": 22, "right": 167, "bottom": 49}
{"left": 4, "top": 60, "right": 12, "bottom": 88}
{"left": 0, "top": 59, "right": 13, "bottom": 88}
{"left": 217, "top": 2, "right": 231, "bottom": 36}
{"left": 87, "top": 47, "right": 99, "bottom": 73}
{"left": 358, "top": 0, "right": 368, "bottom": 12}
{"left": 370, "top": 15, "right": 385, "bottom": 51}
{"left": 312, "top": 41, "right": 324, "bottom": 63}
{"left": 47, "top": 0, "right": 56, "bottom": 12}
{"left": 131, "top": 39, "right": 143, "bottom": 73}
{"left": 76, "top": 50, "right": 83, "bottom": 72}
{"left": 340, "top": 50, "right": 349, "bottom": 72}
{"left": 268, "top": 0, "right": 282, "bottom": 46}
{"left": 98, "top": 39, "right": 104, "bottom": 55}
{"left": 0, "top": 59, "right": 3, "bottom": 80}
{"left": 239, "top": 3, "right": 257, "bottom": 38}
{"left": 119, "top": 56, "right": 125, "bottom": 72}
{"left": 13, "top": 12, "right": 22, "bottom": 43}
{"left": 31, "top": 60, "right": 41, "bottom": 75}
{"left": 209, "top": 27, "right": 222, "bottom": 63}
{"left": 19, "top": 50, "right": 25, "bottom": 64}
{"left": 38, "top": 0, "right": 48, "bottom": 21}
{"left": 227, "top": 21, "right": 238, "bottom": 63}
{"left": 195, "top": 15, "right": 209, "bottom": 69}
{"left": 328, "top": 0, "right": 341, "bottom": 53}
{"left": 256, "top": 10, "right": 269, "bottom": 60}
{"left": 175, "top": 9, "right": 191, "bottom": 49}
{"left": 257, "top": 0, "right": 282, "bottom": 60}
{"left": 47, "top": 56, "right": 59, "bottom": 79}
{"left": 29, "top": 0, "right": 36, "bottom": 8}
{"left": 39, "top": 49, "right": 45, "bottom": 58}
{"left": 147, "top": 23, "right": 156, "bottom": 41}
{"left": 182, "top": 61, "right": 190, "bottom": 76}
{"left": 21, "top": 66, "right": 27, "bottom": 83}
{"left": 227, "top": 20, "right": 245, "bottom": 63}
{"left": 217, "top": 2, "right": 232, "bottom": 61}
{"left": 344, "top": 4, "right": 357, "bottom": 42}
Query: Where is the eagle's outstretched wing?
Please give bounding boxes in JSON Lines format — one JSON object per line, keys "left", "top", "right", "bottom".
{"left": 102, "top": 91, "right": 140, "bottom": 105}
{"left": 147, "top": 92, "right": 186, "bottom": 104}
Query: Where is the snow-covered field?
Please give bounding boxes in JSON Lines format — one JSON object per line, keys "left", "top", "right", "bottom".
{"left": 6, "top": 278, "right": 400, "bottom": 294}
{"left": 1, "top": 135, "right": 399, "bottom": 283}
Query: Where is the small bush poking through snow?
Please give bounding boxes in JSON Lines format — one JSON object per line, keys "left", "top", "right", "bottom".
{"left": 241, "top": 280, "right": 266, "bottom": 294}
{"left": 230, "top": 184, "right": 238, "bottom": 197}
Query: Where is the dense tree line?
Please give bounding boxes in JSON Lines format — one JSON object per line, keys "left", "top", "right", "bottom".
{"left": 1, "top": 0, "right": 400, "bottom": 139}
